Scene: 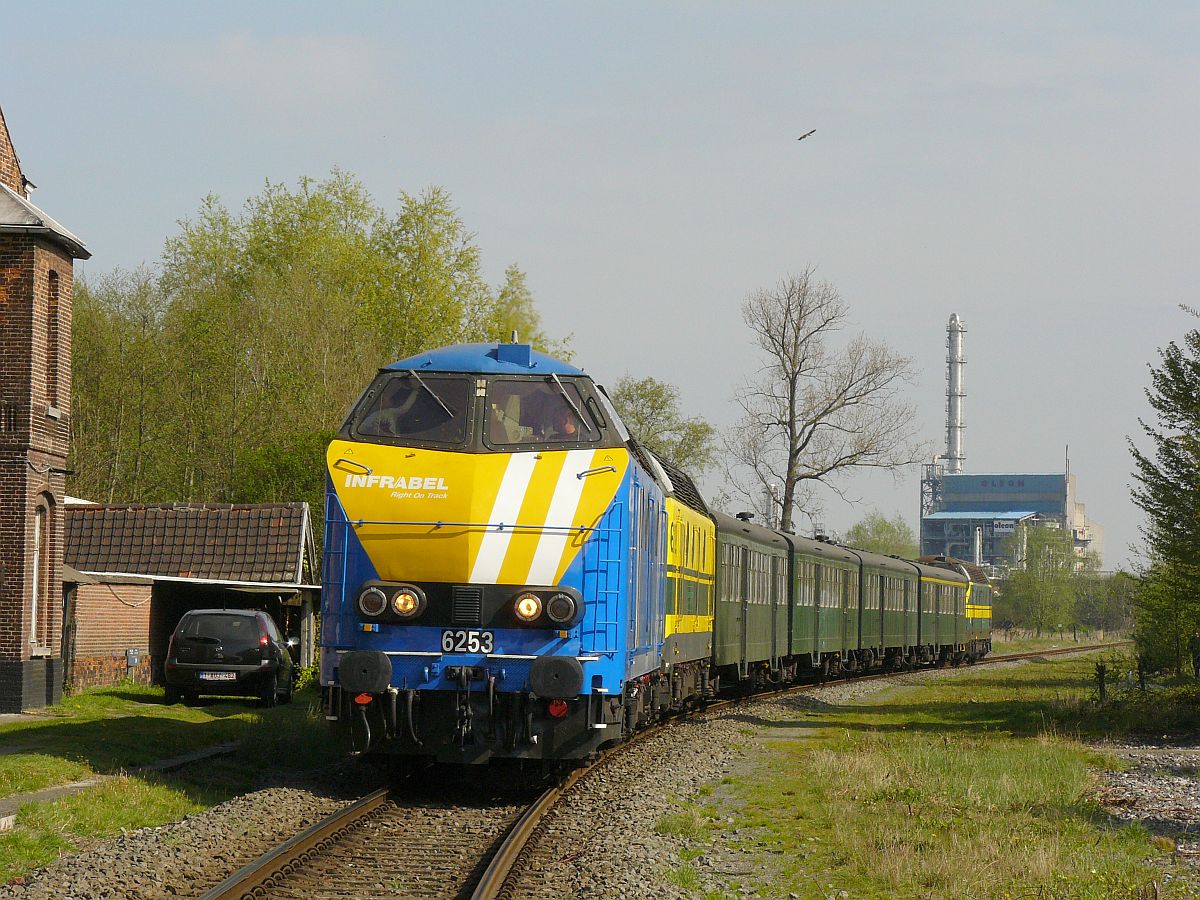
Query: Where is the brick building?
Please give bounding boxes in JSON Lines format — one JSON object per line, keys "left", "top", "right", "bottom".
{"left": 0, "top": 105, "right": 90, "bottom": 711}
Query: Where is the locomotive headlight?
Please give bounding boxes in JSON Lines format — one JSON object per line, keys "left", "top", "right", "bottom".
{"left": 357, "top": 587, "right": 388, "bottom": 618}
{"left": 514, "top": 592, "right": 543, "bottom": 622}
{"left": 391, "top": 585, "right": 426, "bottom": 619}
{"left": 546, "top": 592, "right": 578, "bottom": 624}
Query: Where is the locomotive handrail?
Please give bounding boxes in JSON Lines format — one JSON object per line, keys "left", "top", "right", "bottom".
{"left": 332, "top": 456, "right": 372, "bottom": 475}
{"left": 349, "top": 518, "right": 617, "bottom": 533}
{"left": 576, "top": 464, "right": 617, "bottom": 479}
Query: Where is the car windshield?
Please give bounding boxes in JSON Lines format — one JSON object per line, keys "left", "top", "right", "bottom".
{"left": 179, "top": 614, "right": 258, "bottom": 648}
{"left": 485, "top": 378, "right": 597, "bottom": 446}
{"left": 354, "top": 373, "right": 471, "bottom": 445}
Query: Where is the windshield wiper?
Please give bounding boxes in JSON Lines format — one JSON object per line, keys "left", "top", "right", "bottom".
{"left": 551, "top": 374, "right": 594, "bottom": 434}
{"left": 407, "top": 369, "right": 455, "bottom": 418}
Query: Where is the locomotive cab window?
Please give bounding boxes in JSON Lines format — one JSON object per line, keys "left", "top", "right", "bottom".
{"left": 350, "top": 372, "right": 472, "bottom": 447}
{"left": 484, "top": 377, "right": 601, "bottom": 447}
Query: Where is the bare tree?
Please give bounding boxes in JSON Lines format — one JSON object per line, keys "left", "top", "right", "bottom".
{"left": 726, "top": 268, "right": 927, "bottom": 533}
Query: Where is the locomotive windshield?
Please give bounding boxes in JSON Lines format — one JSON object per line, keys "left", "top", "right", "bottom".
{"left": 485, "top": 377, "right": 599, "bottom": 447}
{"left": 352, "top": 372, "right": 471, "bottom": 445}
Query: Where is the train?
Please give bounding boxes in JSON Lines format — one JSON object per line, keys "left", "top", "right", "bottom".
{"left": 320, "top": 341, "right": 992, "bottom": 764}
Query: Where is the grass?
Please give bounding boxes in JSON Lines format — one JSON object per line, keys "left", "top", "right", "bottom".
{"left": 991, "top": 630, "right": 1129, "bottom": 655}
{"left": 0, "top": 682, "right": 346, "bottom": 884}
{"left": 656, "top": 808, "right": 707, "bottom": 840}
{"left": 673, "top": 656, "right": 1197, "bottom": 899}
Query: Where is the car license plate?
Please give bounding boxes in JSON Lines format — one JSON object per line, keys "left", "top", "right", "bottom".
{"left": 198, "top": 671, "right": 237, "bottom": 681}
{"left": 440, "top": 629, "right": 494, "bottom": 654}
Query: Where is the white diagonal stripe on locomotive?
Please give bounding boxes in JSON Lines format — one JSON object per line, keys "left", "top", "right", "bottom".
{"left": 524, "top": 448, "right": 598, "bottom": 585}
{"left": 469, "top": 451, "right": 540, "bottom": 585}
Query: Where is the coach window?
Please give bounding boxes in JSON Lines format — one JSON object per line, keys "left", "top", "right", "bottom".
{"left": 352, "top": 372, "right": 471, "bottom": 446}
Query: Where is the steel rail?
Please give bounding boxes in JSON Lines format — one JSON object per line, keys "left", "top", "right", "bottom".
{"left": 197, "top": 787, "right": 390, "bottom": 900}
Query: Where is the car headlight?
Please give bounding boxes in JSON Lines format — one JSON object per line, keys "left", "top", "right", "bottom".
{"left": 514, "top": 592, "right": 543, "bottom": 622}
{"left": 546, "top": 592, "right": 578, "bottom": 624}
{"left": 391, "top": 585, "right": 426, "bottom": 619}
{"left": 358, "top": 587, "right": 388, "bottom": 617}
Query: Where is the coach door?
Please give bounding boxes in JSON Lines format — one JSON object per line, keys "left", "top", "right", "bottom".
{"left": 739, "top": 545, "right": 750, "bottom": 678}
{"left": 812, "top": 563, "right": 823, "bottom": 658}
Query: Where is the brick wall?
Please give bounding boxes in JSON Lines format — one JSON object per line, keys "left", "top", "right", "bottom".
{"left": 70, "top": 656, "right": 152, "bottom": 692}
{"left": 73, "top": 582, "right": 152, "bottom": 655}
{"left": 61, "top": 582, "right": 154, "bottom": 693}
{"left": 0, "top": 233, "right": 73, "bottom": 709}
{"left": 0, "top": 105, "right": 24, "bottom": 197}
{"left": 0, "top": 237, "right": 72, "bottom": 668}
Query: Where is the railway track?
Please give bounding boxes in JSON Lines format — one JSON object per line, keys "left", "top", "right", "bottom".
{"left": 197, "top": 776, "right": 535, "bottom": 899}
{"left": 200, "top": 641, "right": 1126, "bottom": 900}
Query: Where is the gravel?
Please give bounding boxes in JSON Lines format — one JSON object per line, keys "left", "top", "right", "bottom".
{"left": 1095, "top": 743, "right": 1200, "bottom": 871}
{"left": 0, "top": 767, "right": 380, "bottom": 900}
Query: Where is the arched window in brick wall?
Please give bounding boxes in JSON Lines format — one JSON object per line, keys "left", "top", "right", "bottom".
{"left": 47, "top": 270, "right": 60, "bottom": 410}
{"left": 29, "top": 495, "right": 56, "bottom": 650}
{"left": 30, "top": 504, "right": 45, "bottom": 647}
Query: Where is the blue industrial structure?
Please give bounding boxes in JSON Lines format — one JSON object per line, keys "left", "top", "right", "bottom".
{"left": 920, "top": 472, "right": 1103, "bottom": 575}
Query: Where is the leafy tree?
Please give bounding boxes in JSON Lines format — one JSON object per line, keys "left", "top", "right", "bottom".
{"left": 726, "top": 268, "right": 926, "bottom": 532}
{"left": 69, "top": 268, "right": 171, "bottom": 501}
{"left": 1133, "top": 561, "right": 1197, "bottom": 672}
{"left": 1074, "top": 570, "right": 1136, "bottom": 635}
{"left": 999, "top": 524, "right": 1095, "bottom": 635}
{"left": 1129, "top": 322, "right": 1200, "bottom": 664}
{"left": 608, "top": 376, "right": 718, "bottom": 474}
{"left": 490, "top": 264, "right": 572, "bottom": 359}
{"left": 372, "top": 186, "right": 496, "bottom": 357}
{"left": 843, "top": 510, "right": 918, "bottom": 558}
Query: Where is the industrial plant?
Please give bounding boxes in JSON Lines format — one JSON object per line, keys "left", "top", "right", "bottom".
{"left": 918, "top": 315, "right": 1103, "bottom": 576}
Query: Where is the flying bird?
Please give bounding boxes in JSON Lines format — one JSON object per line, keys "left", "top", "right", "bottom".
{"left": 797, "top": 129, "right": 816, "bottom": 141}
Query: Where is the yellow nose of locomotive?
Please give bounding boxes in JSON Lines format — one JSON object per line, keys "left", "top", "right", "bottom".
{"left": 328, "top": 441, "right": 627, "bottom": 586}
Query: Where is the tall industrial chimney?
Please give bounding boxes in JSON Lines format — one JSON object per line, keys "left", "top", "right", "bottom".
{"left": 945, "top": 313, "right": 966, "bottom": 474}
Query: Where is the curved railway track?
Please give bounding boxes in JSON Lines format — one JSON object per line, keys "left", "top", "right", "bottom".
{"left": 201, "top": 641, "right": 1126, "bottom": 900}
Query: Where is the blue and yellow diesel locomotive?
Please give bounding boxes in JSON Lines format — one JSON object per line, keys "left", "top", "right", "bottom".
{"left": 321, "top": 342, "right": 991, "bottom": 763}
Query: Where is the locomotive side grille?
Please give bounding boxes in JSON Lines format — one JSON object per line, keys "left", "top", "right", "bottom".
{"left": 451, "top": 586, "right": 483, "bottom": 625}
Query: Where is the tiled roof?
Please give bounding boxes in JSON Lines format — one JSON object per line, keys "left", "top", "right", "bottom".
{"left": 65, "top": 503, "right": 311, "bottom": 585}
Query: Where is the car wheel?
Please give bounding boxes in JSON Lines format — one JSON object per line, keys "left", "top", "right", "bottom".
{"left": 280, "top": 676, "right": 294, "bottom": 705}
{"left": 261, "top": 673, "right": 278, "bottom": 708}
{"left": 182, "top": 692, "right": 199, "bottom": 706}
{"left": 164, "top": 685, "right": 180, "bottom": 705}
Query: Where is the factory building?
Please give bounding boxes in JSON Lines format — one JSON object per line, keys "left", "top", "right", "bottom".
{"left": 917, "top": 315, "right": 1103, "bottom": 576}
{"left": 920, "top": 472, "right": 1104, "bottom": 575}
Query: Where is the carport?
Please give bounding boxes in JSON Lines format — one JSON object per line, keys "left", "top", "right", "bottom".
{"left": 64, "top": 502, "right": 320, "bottom": 685}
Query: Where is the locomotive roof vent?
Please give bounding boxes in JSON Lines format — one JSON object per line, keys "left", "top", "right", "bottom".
{"left": 735, "top": 511, "right": 754, "bottom": 522}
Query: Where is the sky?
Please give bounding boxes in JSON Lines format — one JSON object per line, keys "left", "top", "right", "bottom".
{"left": 7, "top": 2, "right": 1198, "bottom": 569}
